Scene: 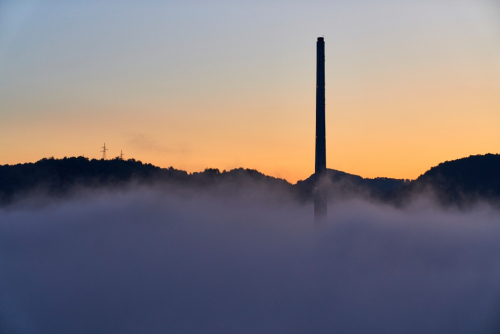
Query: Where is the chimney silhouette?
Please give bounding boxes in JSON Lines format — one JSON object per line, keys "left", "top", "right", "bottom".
{"left": 314, "top": 37, "right": 327, "bottom": 221}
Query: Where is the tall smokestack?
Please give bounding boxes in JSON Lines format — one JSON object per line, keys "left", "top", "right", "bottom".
{"left": 315, "top": 37, "right": 327, "bottom": 221}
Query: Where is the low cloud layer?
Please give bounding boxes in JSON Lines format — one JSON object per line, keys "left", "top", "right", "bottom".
{"left": 1, "top": 186, "right": 499, "bottom": 334}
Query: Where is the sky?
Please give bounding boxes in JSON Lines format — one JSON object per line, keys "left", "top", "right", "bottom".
{"left": 1, "top": 0, "right": 499, "bottom": 183}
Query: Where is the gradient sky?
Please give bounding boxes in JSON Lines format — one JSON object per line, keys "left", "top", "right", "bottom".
{"left": 1, "top": 0, "right": 499, "bottom": 182}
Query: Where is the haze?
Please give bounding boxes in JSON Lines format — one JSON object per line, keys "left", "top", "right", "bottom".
{"left": 1, "top": 186, "right": 500, "bottom": 333}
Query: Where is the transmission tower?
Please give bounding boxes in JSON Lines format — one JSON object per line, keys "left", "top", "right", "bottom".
{"left": 101, "top": 143, "right": 108, "bottom": 160}
{"left": 119, "top": 150, "right": 124, "bottom": 160}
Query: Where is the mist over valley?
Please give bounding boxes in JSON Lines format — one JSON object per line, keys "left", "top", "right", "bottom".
{"left": 1, "top": 155, "right": 500, "bottom": 333}
{"left": 2, "top": 154, "right": 500, "bottom": 208}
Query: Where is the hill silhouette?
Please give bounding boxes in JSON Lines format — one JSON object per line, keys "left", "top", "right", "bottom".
{"left": 1, "top": 154, "right": 500, "bottom": 207}
{"left": 392, "top": 154, "right": 500, "bottom": 206}
{"left": 295, "top": 169, "right": 408, "bottom": 201}
{"left": 0, "top": 157, "right": 292, "bottom": 205}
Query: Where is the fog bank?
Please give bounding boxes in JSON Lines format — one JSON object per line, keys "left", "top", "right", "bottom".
{"left": 0, "top": 187, "right": 499, "bottom": 334}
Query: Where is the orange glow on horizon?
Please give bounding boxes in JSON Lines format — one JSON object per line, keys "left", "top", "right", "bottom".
{"left": 1, "top": 2, "right": 499, "bottom": 183}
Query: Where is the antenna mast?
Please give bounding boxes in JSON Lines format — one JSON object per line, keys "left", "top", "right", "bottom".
{"left": 101, "top": 143, "right": 108, "bottom": 160}
{"left": 119, "top": 150, "right": 124, "bottom": 160}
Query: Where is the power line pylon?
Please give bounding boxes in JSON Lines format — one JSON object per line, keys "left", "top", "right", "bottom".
{"left": 101, "top": 143, "right": 108, "bottom": 160}
{"left": 119, "top": 150, "right": 124, "bottom": 160}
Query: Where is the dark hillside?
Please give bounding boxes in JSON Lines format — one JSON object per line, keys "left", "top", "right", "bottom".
{"left": 0, "top": 157, "right": 292, "bottom": 205}
{"left": 393, "top": 154, "right": 500, "bottom": 206}
{"left": 295, "top": 169, "right": 408, "bottom": 201}
{"left": 0, "top": 157, "right": 174, "bottom": 203}
{"left": 2, "top": 154, "right": 500, "bottom": 207}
